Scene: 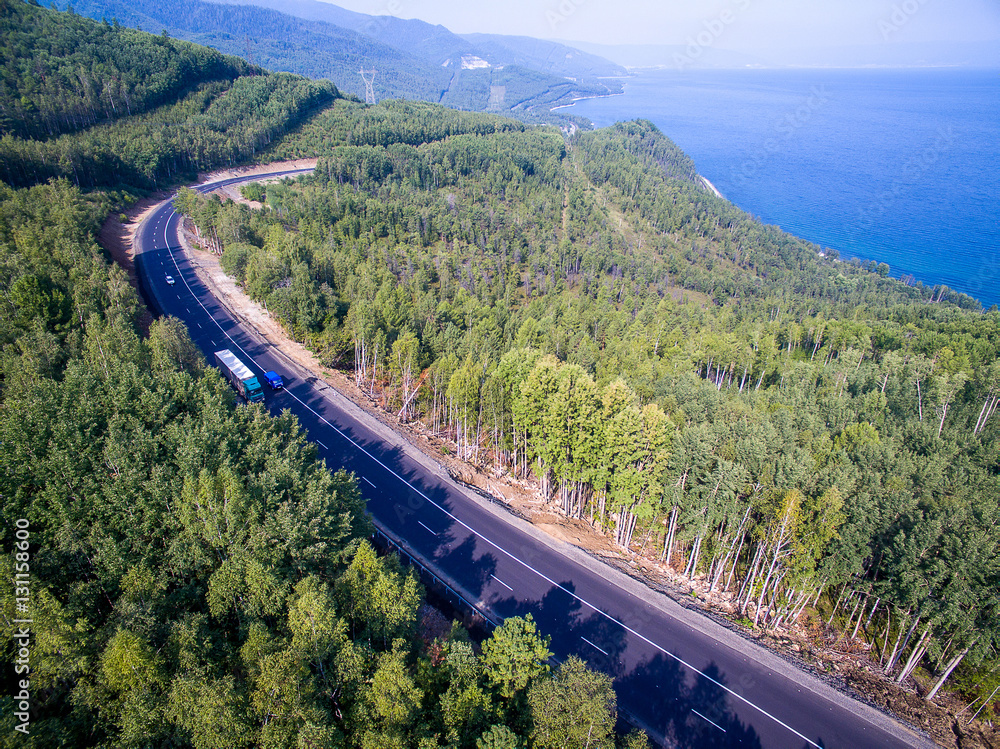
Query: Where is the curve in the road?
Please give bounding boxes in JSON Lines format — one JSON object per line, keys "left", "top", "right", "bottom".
{"left": 133, "top": 170, "right": 934, "bottom": 749}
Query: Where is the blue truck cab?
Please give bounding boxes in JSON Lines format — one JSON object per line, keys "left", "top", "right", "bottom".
{"left": 263, "top": 371, "right": 284, "bottom": 390}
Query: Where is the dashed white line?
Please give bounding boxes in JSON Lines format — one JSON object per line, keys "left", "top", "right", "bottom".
{"left": 361, "top": 476, "right": 376, "bottom": 488}
{"left": 692, "top": 709, "right": 727, "bottom": 733}
{"left": 316, "top": 440, "right": 328, "bottom": 450}
{"left": 490, "top": 574, "right": 513, "bottom": 591}
{"left": 581, "top": 636, "right": 608, "bottom": 656}
{"left": 418, "top": 521, "right": 438, "bottom": 536}
{"left": 153, "top": 173, "right": 824, "bottom": 749}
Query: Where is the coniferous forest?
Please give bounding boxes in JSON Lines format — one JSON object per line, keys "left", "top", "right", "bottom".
{"left": 209, "top": 102, "right": 1000, "bottom": 706}
{"left": 2, "top": 0, "right": 999, "bottom": 746}
{"left": 0, "top": 3, "right": 648, "bottom": 747}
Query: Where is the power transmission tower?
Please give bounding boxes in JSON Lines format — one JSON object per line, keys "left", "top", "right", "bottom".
{"left": 243, "top": 35, "right": 256, "bottom": 69}
{"left": 359, "top": 68, "right": 376, "bottom": 104}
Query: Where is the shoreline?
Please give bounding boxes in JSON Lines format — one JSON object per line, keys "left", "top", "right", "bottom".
{"left": 550, "top": 88, "right": 627, "bottom": 112}
{"left": 699, "top": 174, "right": 725, "bottom": 199}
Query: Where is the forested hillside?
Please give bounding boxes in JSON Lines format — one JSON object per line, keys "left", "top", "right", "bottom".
{"left": 0, "top": 0, "right": 338, "bottom": 189}
{"left": 175, "top": 101, "right": 1000, "bottom": 710}
{"left": 0, "top": 177, "right": 646, "bottom": 749}
{"left": 55, "top": 0, "right": 620, "bottom": 117}
{"left": 0, "top": 0, "right": 248, "bottom": 139}
{"left": 0, "top": 4, "right": 652, "bottom": 747}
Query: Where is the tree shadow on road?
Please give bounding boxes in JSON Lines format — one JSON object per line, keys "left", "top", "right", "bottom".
{"left": 617, "top": 655, "right": 764, "bottom": 749}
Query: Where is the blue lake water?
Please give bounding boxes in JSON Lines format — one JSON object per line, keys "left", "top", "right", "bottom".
{"left": 569, "top": 69, "right": 1000, "bottom": 309}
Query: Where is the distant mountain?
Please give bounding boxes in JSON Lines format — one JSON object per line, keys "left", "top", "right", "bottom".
{"left": 57, "top": 0, "right": 451, "bottom": 102}
{"left": 201, "top": 0, "right": 627, "bottom": 80}
{"left": 460, "top": 33, "right": 627, "bottom": 79}
{"left": 61, "top": 0, "right": 624, "bottom": 117}
{"left": 202, "top": 0, "right": 483, "bottom": 66}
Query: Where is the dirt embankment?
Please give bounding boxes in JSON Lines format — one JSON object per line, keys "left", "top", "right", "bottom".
{"left": 101, "top": 161, "right": 999, "bottom": 749}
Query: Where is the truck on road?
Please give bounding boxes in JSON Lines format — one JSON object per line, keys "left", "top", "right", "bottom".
{"left": 215, "top": 349, "right": 265, "bottom": 403}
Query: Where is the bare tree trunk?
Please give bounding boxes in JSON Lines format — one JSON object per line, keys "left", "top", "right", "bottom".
{"left": 974, "top": 394, "right": 992, "bottom": 435}
{"left": 753, "top": 550, "right": 783, "bottom": 627}
{"left": 662, "top": 506, "right": 678, "bottom": 567}
{"left": 685, "top": 535, "right": 702, "bottom": 579}
{"left": 827, "top": 583, "right": 850, "bottom": 626}
{"left": 851, "top": 596, "right": 868, "bottom": 640}
{"left": 896, "top": 626, "right": 932, "bottom": 684}
{"left": 879, "top": 607, "right": 893, "bottom": 665}
{"left": 926, "top": 646, "right": 971, "bottom": 701}
{"left": 723, "top": 529, "right": 747, "bottom": 592}
{"left": 885, "top": 611, "right": 917, "bottom": 675}
{"left": 865, "top": 597, "right": 881, "bottom": 630}
{"left": 840, "top": 592, "right": 863, "bottom": 639}
{"left": 738, "top": 544, "right": 765, "bottom": 614}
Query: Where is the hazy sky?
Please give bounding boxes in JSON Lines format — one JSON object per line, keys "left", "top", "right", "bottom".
{"left": 322, "top": 0, "right": 1000, "bottom": 49}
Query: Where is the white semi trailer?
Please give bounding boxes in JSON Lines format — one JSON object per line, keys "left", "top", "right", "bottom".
{"left": 214, "top": 349, "right": 265, "bottom": 403}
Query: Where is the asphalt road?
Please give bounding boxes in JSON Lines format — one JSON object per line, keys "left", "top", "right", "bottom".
{"left": 133, "top": 170, "right": 934, "bottom": 749}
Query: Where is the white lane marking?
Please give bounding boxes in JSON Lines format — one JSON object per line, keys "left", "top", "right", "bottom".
{"left": 490, "top": 574, "right": 513, "bottom": 591}
{"left": 692, "top": 709, "right": 727, "bottom": 733}
{"left": 156, "top": 176, "right": 820, "bottom": 749}
{"left": 176, "top": 294, "right": 181, "bottom": 299}
{"left": 418, "top": 521, "right": 438, "bottom": 536}
{"left": 316, "top": 440, "right": 328, "bottom": 450}
{"left": 581, "top": 636, "right": 608, "bottom": 656}
{"left": 361, "top": 476, "right": 376, "bottom": 488}
{"left": 196, "top": 323, "right": 202, "bottom": 329}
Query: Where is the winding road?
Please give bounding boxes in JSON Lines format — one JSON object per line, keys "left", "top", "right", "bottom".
{"left": 133, "top": 169, "right": 933, "bottom": 749}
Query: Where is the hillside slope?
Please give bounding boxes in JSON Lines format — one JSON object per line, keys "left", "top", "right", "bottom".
{"left": 179, "top": 102, "right": 1000, "bottom": 735}
{"left": 0, "top": 1, "right": 338, "bottom": 188}
{"left": 0, "top": 6, "right": 642, "bottom": 748}
{"left": 55, "top": 0, "right": 621, "bottom": 116}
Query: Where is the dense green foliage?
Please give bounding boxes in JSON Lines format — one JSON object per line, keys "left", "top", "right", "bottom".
{"left": 60, "top": 0, "right": 449, "bottom": 103}
{"left": 0, "top": 152, "right": 637, "bottom": 749}
{"left": 0, "top": 8, "right": 645, "bottom": 746}
{"left": 268, "top": 98, "right": 525, "bottom": 160}
{"left": 182, "top": 103, "right": 1000, "bottom": 704}
{"left": 0, "top": 0, "right": 251, "bottom": 139}
{"left": 0, "top": 2, "right": 338, "bottom": 189}
{"left": 56, "top": 0, "right": 617, "bottom": 117}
